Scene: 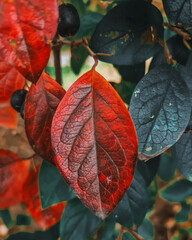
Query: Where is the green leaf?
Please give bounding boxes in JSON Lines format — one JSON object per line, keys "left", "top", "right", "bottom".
{"left": 148, "top": 179, "right": 158, "bottom": 210}
{"left": 129, "top": 64, "right": 191, "bottom": 161}
{"left": 71, "top": 12, "right": 103, "bottom": 40}
{"left": 138, "top": 218, "right": 154, "bottom": 239}
{"left": 162, "top": 0, "right": 192, "bottom": 28}
{"left": 16, "top": 214, "right": 31, "bottom": 226}
{"left": 6, "top": 222, "right": 60, "bottom": 240}
{"left": 157, "top": 153, "right": 176, "bottom": 182}
{"left": 100, "top": 217, "right": 118, "bottom": 240}
{"left": 114, "top": 62, "right": 145, "bottom": 83}
{"left": 122, "top": 232, "right": 136, "bottom": 240}
{"left": 160, "top": 179, "right": 192, "bottom": 202}
{"left": 60, "top": 198, "right": 102, "bottom": 240}
{"left": 137, "top": 156, "right": 160, "bottom": 187}
{"left": 116, "top": 81, "right": 137, "bottom": 104}
{"left": 39, "top": 161, "right": 75, "bottom": 209}
{"left": 112, "top": 168, "right": 149, "bottom": 228}
{"left": 68, "top": 0, "right": 86, "bottom": 17}
{"left": 71, "top": 46, "right": 88, "bottom": 75}
{"left": 172, "top": 130, "right": 192, "bottom": 181}
{"left": 0, "top": 209, "right": 12, "bottom": 227}
{"left": 90, "top": 0, "right": 163, "bottom": 65}
{"left": 176, "top": 201, "right": 191, "bottom": 223}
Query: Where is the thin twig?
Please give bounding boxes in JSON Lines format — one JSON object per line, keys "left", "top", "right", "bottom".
{"left": 163, "top": 22, "right": 192, "bottom": 40}
{"left": 53, "top": 46, "right": 62, "bottom": 85}
{"left": 126, "top": 228, "right": 144, "bottom": 240}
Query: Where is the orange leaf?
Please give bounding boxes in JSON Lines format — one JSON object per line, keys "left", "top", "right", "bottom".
{"left": 23, "top": 164, "right": 65, "bottom": 230}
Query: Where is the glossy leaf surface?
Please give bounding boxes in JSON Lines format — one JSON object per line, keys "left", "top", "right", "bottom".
{"left": 25, "top": 73, "right": 66, "bottom": 164}
{"left": 23, "top": 165, "right": 65, "bottom": 230}
{"left": 52, "top": 69, "right": 138, "bottom": 219}
{"left": 129, "top": 65, "right": 191, "bottom": 160}
{"left": 90, "top": 0, "right": 163, "bottom": 65}
{"left": 60, "top": 198, "right": 102, "bottom": 240}
{"left": 0, "top": 157, "right": 30, "bottom": 208}
{"left": 163, "top": 0, "right": 192, "bottom": 28}
{"left": 39, "top": 161, "right": 75, "bottom": 209}
{"left": 0, "top": 57, "right": 25, "bottom": 104}
{"left": 0, "top": 0, "right": 58, "bottom": 83}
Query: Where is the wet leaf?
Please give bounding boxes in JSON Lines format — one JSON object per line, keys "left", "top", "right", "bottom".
{"left": 25, "top": 73, "right": 66, "bottom": 164}
{"left": 51, "top": 69, "right": 138, "bottom": 219}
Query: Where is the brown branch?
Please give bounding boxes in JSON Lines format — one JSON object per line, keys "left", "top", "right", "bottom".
{"left": 126, "top": 228, "right": 144, "bottom": 240}
{"left": 53, "top": 46, "right": 62, "bottom": 85}
{"left": 163, "top": 22, "right": 192, "bottom": 40}
{"left": 51, "top": 38, "right": 112, "bottom": 70}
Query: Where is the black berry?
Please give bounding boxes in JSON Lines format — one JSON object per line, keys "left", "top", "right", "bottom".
{"left": 20, "top": 102, "right": 25, "bottom": 119}
{"left": 10, "top": 89, "right": 28, "bottom": 112}
{"left": 58, "top": 3, "right": 80, "bottom": 37}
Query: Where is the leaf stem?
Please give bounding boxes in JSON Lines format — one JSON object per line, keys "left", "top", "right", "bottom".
{"left": 53, "top": 46, "right": 62, "bottom": 85}
{"left": 51, "top": 38, "right": 112, "bottom": 70}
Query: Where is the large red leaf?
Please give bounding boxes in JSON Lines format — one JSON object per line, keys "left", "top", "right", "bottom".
{"left": 0, "top": 151, "right": 30, "bottom": 208}
{"left": 0, "top": 103, "right": 17, "bottom": 129}
{"left": 0, "top": 0, "right": 58, "bottom": 83}
{"left": 0, "top": 56, "right": 25, "bottom": 104}
{"left": 23, "top": 164, "right": 65, "bottom": 230}
{"left": 51, "top": 69, "right": 138, "bottom": 219}
{"left": 25, "top": 73, "right": 66, "bottom": 164}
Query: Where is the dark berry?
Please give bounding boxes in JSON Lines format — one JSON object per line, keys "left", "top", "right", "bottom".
{"left": 20, "top": 102, "right": 25, "bottom": 119}
{"left": 57, "top": 3, "right": 80, "bottom": 37}
{"left": 10, "top": 89, "right": 28, "bottom": 112}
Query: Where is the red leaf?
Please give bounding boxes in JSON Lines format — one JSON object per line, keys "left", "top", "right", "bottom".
{"left": 51, "top": 69, "right": 138, "bottom": 219}
{"left": 0, "top": 56, "right": 25, "bottom": 104}
{"left": 0, "top": 149, "right": 20, "bottom": 168}
{"left": 0, "top": 0, "right": 58, "bottom": 83}
{"left": 0, "top": 103, "right": 17, "bottom": 129}
{"left": 0, "top": 151, "right": 30, "bottom": 208}
{"left": 25, "top": 73, "right": 66, "bottom": 164}
{"left": 23, "top": 164, "right": 65, "bottom": 230}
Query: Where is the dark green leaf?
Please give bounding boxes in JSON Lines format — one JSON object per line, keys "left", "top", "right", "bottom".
{"left": 60, "top": 198, "right": 102, "bottom": 240}
{"left": 100, "top": 217, "right": 118, "bottom": 240}
{"left": 129, "top": 64, "right": 191, "bottom": 161}
{"left": 160, "top": 179, "right": 192, "bottom": 202}
{"left": 176, "top": 201, "right": 191, "bottom": 223}
{"left": 16, "top": 214, "right": 31, "bottom": 226}
{"left": 148, "top": 179, "right": 158, "bottom": 210}
{"left": 157, "top": 153, "right": 176, "bottom": 182}
{"left": 71, "top": 12, "right": 103, "bottom": 40}
{"left": 116, "top": 81, "right": 137, "bottom": 104}
{"left": 90, "top": 0, "right": 163, "bottom": 65}
{"left": 138, "top": 218, "right": 154, "bottom": 239}
{"left": 162, "top": 0, "right": 192, "bottom": 28}
{"left": 122, "top": 232, "right": 136, "bottom": 240}
{"left": 114, "top": 62, "right": 145, "bottom": 83}
{"left": 150, "top": 35, "right": 192, "bottom": 70}
{"left": 71, "top": 46, "right": 88, "bottom": 75}
{"left": 39, "top": 161, "right": 75, "bottom": 209}
{"left": 0, "top": 209, "right": 12, "bottom": 227}
{"left": 6, "top": 222, "right": 60, "bottom": 240}
{"left": 111, "top": 168, "right": 149, "bottom": 228}
{"left": 68, "top": 0, "right": 86, "bottom": 17}
{"left": 172, "top": 130, "right": 192, "bottom": 181}
{"left": 137, "top": 156, "right": 160, "bottom": 186}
